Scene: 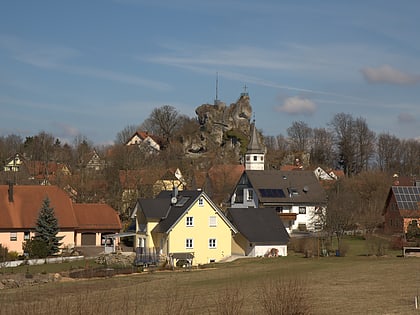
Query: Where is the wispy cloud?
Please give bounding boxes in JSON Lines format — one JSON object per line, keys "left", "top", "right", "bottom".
{"left": 398, "top": 112, "right": 417, "bottom": 124}
{"left": 361, "top": 64, "right": 420, "bottom": 85}
{"left": 0, "top": 34, "right": 171, "bottom": 91}
{"left": 276, "top": 96, "right": 316, "bottom": 115}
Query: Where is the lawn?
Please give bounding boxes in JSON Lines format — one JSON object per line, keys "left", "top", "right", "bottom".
{"left": 1, "top": 237, "right": 419, "bottom": 314}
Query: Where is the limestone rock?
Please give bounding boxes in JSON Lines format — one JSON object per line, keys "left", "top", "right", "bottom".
{"left": 188, "top": 95, "right": 253, "bottom": 154}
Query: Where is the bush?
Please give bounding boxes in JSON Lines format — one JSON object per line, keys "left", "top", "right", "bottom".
{"left": 22, "top": 239, "right": 49, "bottom": 258}
{"left": 258, "top": 277, "right": 311, "bottom": 315}
{"left": 337, "top": 241, "right": 350, "bottom": 257}
{"left": 215, "top": 285, "right": 245, "bottom": 315}
{"left": 366, "top": 237, "right": 388, "bottom": 256}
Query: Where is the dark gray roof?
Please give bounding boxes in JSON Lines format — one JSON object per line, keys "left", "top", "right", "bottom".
{"left": 247, "top": 122, "right": 264, "bottom": 154}
{"left": 244, "top": 170, "right": 327, "bottom": 205}
{"left": 138, "top": 198, "right": 171, "bottom": 219}
{"left": 152, "top": 190, "right": 203, "bottom": 233}
{"left": 227, "top": 208, "right": 289, "bottom": 244}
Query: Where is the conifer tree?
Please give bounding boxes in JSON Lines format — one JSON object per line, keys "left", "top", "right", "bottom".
{"left": 33, "top": 197, "right": 64, "bottom": 256}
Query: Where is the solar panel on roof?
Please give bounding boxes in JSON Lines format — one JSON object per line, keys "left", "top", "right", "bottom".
{"left": 393, "top": 186, "right": 420, "bottom": 210}
{"left": 259, "top": 188, "right": 286, "bottom": 198}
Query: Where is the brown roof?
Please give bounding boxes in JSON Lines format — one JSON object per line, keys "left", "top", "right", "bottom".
{"left": 0, "top": 185, "right": 77, "bottom": 229}
{"left": 73, "top": 204, "right": 121, "bottom": 231}
{"left": 0, "top": 185, "right": 121, "bottom": 232}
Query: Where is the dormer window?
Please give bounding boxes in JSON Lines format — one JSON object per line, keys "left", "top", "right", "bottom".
{"left": 198, "top": 197, "right": 204, "bottom": 207}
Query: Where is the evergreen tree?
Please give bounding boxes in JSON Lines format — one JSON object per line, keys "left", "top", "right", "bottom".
{"left": 33, "top": 197, "right": 64, "bottom": 256}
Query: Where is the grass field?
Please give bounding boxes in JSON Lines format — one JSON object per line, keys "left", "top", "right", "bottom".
{"left": 1, "top": 237, "right": 420, "bottom": 314}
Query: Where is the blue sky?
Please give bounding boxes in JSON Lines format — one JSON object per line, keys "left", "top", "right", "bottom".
{"left": 1, "top": 1, "right": 419, "bottom": 145}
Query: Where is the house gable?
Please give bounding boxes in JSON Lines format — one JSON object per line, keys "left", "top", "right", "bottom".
{"left": 383, "top": 186, "right": 420, "bottom": 234}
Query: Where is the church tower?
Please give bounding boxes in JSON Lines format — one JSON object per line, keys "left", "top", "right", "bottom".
{"left": 245, "top": 120, "right": 265, "bottom": 170}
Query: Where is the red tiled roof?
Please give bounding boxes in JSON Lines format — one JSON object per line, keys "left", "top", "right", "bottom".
{"left": 0, "top": 185, "right": 121, "bottom": 232}
{"left": 73, "top": 204, "right": 121, "bottom": 230}
{"left": 0, "top": 185, "right": 77, "bottom": 229}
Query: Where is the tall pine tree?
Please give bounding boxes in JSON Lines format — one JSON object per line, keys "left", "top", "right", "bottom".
{"left": 34, "top": 197, "right": 64, "bottom": 256}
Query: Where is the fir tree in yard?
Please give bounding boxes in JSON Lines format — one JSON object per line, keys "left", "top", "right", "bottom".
{"left": 33, "top": 197, "right": 64, "bottom": 256}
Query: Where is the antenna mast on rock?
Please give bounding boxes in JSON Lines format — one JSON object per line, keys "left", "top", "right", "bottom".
{"left": 214, "top": 72, "right": 220, "bottom": 105}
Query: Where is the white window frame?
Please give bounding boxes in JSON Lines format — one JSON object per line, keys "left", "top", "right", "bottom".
{"left": 209, "top": 238, "right": 217, "bottom": 249}
{"left": 209, "top": 216, "right": 217, "bottom": 227}
{"left": 299, "top": 206, "right": 306, "bottom": 214}
{"left": 186, "top": 216, "right": 194, "bottom": 227}
{"left": 247, "top": 189, "right": 253, "bottom": 201}
{"left": 198, "top": 197, "right": 204, "bottom": 207}
{"left": 10, "top": 232, "right": 17, "bottom": 241}
{"left": 186, "top": 238, "right": 194, "bottom": 249}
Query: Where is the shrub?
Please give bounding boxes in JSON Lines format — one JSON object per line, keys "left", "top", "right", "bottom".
{"left": 366, "top": 237, "right": 388, "bottom": 256}
{"left": 22, "top": 239, "right": 49, "bottom": 258}
{"left": 337, "top": 241, "right": 350, "bottom": 257}
{"left": 214, "top": 285, "right": 245, "bottom": 315}
{"left": 258, "top": 277, "right": 311, "bottom": 315}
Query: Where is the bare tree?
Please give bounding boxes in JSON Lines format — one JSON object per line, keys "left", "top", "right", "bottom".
{"left": 353, "top": 117, "right": 376, "bottom": 173}
{"left": 324, "top": 178, "right": 357, "bottom": 250}
{"left": 0, "top": 134, "right": 23, "bottom": 163}
{"left": 310, "top": 127, "right": 334, "bottom": 167}
{"left": 376, "top": 133, "right": 401, "bottom": 173}
{"left": 329, "top": 113, "right": 357, "bottom": 176}
{"left": 141, "top": 105, "right": 180, "bottom": 142}
{"left": 287, "top": 121, "right": 313, "bottom": 153}
{"left": 115, "top": 124, "right": 139, "bottom": 145}
{"left": 276, "top": 134, "right": 289, "bottom": 152}
{"left": 400, "top": 139, "right": 420, "bottom": 176}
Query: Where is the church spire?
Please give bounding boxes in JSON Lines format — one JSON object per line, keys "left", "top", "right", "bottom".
{"left": 245, "top": 119, "right": 265, "bottom": 170}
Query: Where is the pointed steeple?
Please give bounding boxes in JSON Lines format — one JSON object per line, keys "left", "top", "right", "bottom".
{"left": 245, "top": 120, "right": 265, "bottom": 170}
{"left": 247, "top": 120, "right": 264, "bottom": 154}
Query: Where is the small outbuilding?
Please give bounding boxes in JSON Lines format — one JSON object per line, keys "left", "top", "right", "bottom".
{"left": 227, "top": 207, "right": 290, "bottom": 257}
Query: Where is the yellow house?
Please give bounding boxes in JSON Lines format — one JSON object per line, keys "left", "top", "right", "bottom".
{"left": 132, "top": 189, "right": 237, "bottom": 266}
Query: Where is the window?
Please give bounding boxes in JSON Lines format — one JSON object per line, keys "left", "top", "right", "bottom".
{"left": 10, "top": 232, "right": 17, "bottom": 241}
{"left": 186, "top": 238, "right": 193, "bottom": 249}
{"left": 209, "top": 238, "right": 217, "bottom": 249}
{"left": 253, "top": 156, "right": 257, "bottom": 161}
{"left": 198, "top": 197, "right": 204, "bottom": 207}
{"left": 24, "top": 231, "right": 30, "bottom": 240}
{"left": 276, "top": 206, "right": 283, "bottom": 213}
{"left": 186, "top": 216, "right": 194, "bottom": 226}
{"left": 209, "top": 216, "right": 217, "bottom": 227}
{"left": 299, "top": 207, "right": 306, "bottom": 214}
{"left": 247, "top": 189, "right": 253, "bottom": 201}
{"left": 246, "top": 156, "right": 250, "bottom": 161}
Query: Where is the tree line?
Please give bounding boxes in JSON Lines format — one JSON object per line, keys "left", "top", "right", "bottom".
{"left": 1, "top": 106, "right": 419, "bottom": 224}
{"left": 264, "top": 113, "right": 420, "bottom": 177}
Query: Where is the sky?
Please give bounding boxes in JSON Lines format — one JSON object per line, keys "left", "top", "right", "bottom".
{"left": 1, "top": 1, "right": 419, "bottom": 145}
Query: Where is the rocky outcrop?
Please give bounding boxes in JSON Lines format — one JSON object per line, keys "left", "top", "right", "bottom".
{"left": 186, "top": 95, "right": 253, "bottom": 155}
{"left": 0, "top": 273, "right": 61, "bottom": 290}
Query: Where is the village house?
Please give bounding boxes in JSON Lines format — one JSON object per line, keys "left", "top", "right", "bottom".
{"left": 383, "top": 180, "right": 420, "bottom": 235}
{"left": 230, "top": 122, "right": 327, "bottom": 233}
{"left": 125, "top": 130, "right": 163, "bottom": 152}
{"left": 0, "top": 183, "right": 121, "bottom": 254}
{"left": 131, "top": 189, "right": 237, "bottom": 266}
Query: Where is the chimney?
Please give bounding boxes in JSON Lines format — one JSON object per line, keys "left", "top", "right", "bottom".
{"left": 8, "top": 181, "right": 14, "bottom": 203}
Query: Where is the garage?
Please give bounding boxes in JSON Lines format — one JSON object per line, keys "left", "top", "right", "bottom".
{"left": 81, "top": 233, "right": 97, "bottom": 246}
